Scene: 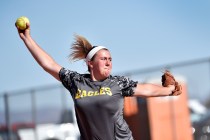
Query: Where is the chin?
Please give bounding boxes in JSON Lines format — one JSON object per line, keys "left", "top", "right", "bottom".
{"left": 101, "top": 69, "right": 111, "bottom": 77}
{"left": 104, "top": 72, "right": 111, "bottom": 77}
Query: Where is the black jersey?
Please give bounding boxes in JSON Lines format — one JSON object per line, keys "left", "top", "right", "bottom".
{"left": 59, "top": 67, "right": 138, "bottom": 140}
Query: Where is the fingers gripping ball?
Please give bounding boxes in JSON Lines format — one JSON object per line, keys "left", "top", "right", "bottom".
{"left": 161, "top": 70, "right": 182, "bottom": 96}
{"left": 15, "top": 16, "right": 30, "bottom": 30}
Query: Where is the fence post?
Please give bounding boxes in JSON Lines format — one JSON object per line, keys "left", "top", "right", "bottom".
{"left": 4, "top": 93, "right": 11, "bottom": 140}
{"left": 31, "top": 89, "right": 38, "bottom": 140}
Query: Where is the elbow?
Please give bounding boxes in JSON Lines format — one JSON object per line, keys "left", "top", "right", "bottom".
{"left": 41, "top": 60, "right": 56, "bottom": 73}
{"left": 41, "top": 61, "right": 61, "bottom": 81}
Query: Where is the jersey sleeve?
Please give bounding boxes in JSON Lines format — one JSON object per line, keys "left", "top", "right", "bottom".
{"left": 58, "top": 67, "right": 79, "bottom": 94}
{"left": 116, "top": 76, "right": 138, "bottom": 97}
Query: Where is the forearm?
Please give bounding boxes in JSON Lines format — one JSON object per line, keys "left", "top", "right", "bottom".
{"left": 16, "top": 22, "right": 62, "bottom": 80}
{"left": 23, "top": 36, "right": 55, "bottom": 69}
{"left": 133, "top": 84, "right": 174, "bottom": 97}
{"left": 22, "top": 36, "right": 61, "bottom": 80}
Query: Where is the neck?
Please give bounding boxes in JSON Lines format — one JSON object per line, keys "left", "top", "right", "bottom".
{"left": 90, "top": 72, "right": 106, "bottom": 82}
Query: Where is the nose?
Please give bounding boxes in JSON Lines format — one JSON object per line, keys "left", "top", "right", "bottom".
{"left": 105, "top": 59, "right": 111, "bottom": 66}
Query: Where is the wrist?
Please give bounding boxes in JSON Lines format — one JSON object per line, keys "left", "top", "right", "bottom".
{"left": 168, "top": 85, "right": 175, "bottom": 96}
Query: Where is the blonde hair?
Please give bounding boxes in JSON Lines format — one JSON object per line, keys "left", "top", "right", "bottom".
{"left": 69, "top": 34, "right": 93, "bottom": 61}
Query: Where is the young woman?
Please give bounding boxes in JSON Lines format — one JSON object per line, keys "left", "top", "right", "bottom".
{"left": 16, "top": 23, "right": 177, "bottom": 140}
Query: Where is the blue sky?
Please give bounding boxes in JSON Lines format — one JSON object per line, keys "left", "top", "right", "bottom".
{"left": 0, "top": 0, "right": 210, "bottom": 94}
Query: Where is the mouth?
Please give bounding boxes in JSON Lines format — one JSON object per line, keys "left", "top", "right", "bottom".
{"left": 104, "top": 68, "right": 110, "bottom": 71}
{"left": 104, "top": 68, "right": 111, "bottom": 74}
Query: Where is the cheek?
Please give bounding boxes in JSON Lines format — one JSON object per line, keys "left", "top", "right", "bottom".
{"left": 99, "top": 64, "right": 105, "bottom": 70}
{"left": 95, "top": 62, "right": 104, "bottom": 71}
{"left": 110, "top": 62, "right": 113, "bottom": 67}
{"left": 98, "top": 61, "right": 106, "bottom": 67}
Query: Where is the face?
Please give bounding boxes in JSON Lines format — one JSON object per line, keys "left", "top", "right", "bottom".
{"left": 89, "top": 49, "right": 112, "bottom": 81}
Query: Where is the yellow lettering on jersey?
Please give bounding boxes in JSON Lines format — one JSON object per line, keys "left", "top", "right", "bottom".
{"left": 81, "top": 90, "right": 87, "bottom": 97}
{"left": 100, "top": 87, "right": 106, "bottom": 95}
{"left": 105, "top": 87, "right": 112, "bottom": 96}
{"left": 75, "top": 89, "right": 81, "bottom": 99}
{"left": 88, "top": 91, "right": 94, "bottom": 96}
{"left": 74, "top": 87, "right": 113, "bottom": 99}
{"left": 94, "top": 91, "right": 100, "bottom": 96}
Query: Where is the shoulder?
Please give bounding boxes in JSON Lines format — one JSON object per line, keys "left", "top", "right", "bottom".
{"left": 59, "top": 67, "right": 78, "bottom": 77}
{"left": 110, "top": 75, "right": 138, "bottom": 96}
{"left": 59, "top": 67, "right": 88, "bottom": 81}
{"left": 111, "top": 75, "right": 131, "bottom": 83}
{"left": 111, "top": 75, "right": 138, "bottom": 86}
{"left": 110, "top": 75, "right": 135, "bottom": 88}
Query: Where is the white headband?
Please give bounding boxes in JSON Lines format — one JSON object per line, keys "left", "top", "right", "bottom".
{"left": 86, "top": 46, "right": 106, "bottom": 62}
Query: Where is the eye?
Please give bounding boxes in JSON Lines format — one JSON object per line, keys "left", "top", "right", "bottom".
{"left": 100, "top": 57, "right": 112, "bottom": 61}
{"left": 101, "top": 57, "right": 107, "bottom": 60}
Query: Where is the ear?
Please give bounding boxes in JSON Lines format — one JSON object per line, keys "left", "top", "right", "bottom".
{"left": 87, "top": 60, "right": 94, "bottom": 69}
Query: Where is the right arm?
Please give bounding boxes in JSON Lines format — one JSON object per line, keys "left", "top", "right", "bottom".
{"left": 16, "top": 23, "right": 62, "bottom": 81}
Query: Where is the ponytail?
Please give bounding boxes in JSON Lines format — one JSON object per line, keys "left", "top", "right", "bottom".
{"left": 69, "top": 34, "right": 93, "bottom": 62}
